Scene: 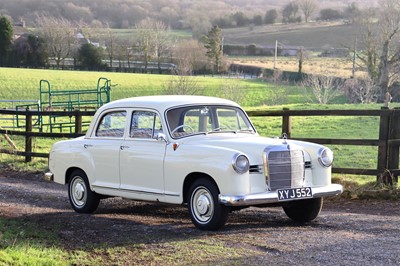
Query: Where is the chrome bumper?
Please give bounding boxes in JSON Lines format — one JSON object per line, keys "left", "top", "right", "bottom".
{"left": 44, "top": 172, "right": 54, "bottom": 182}
{"left": 219, "top": 184, "right": 343, "bottom": 206}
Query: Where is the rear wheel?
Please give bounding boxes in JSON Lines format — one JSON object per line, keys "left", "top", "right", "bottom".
{"left": 188, "top": 178, "right": 229, "bottom": 230}
{"left": 68, "top": 169, "right": 100, "bottom": 213}
{"left": 283, "top": 198, "right": 323, "bottom": 223}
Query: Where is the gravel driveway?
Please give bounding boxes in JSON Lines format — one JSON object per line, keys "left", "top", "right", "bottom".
{"left": 1, "top": 170, "right": 400, "bottom": 265}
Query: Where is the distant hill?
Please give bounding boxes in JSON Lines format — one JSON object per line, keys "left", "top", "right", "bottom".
{"left": 223, "top": 21, "right": 358, "bottom": 49}
{"left": 0, "top": 0, "right": 376, "bottom": 30}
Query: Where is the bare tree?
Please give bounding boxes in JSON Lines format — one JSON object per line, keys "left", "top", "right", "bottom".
{"left": 102, "top": 23, "right": 117, "bottom": 69}
{"left": 343, "top": 78, "right": 379, "bottom": 104}
{"left": 35, "top": 16, "right": 76, "bottom": 69}
{"left": 164, "top": 50, "right": 203, "bottom": 95}
{"left": 135, "top": 18, "right": 171, "bottom": 73}
{"left": 298, "top": 47, "right": 311, "bottom": 74}
{"left": 113, "top": 38, "right": 131, "bottom": 69}
{"left": 376, "top": 0, "right": 400, "bottom": 97}
{"left": 302, "top": 74, "right": 342, "bottom": 104}
{"left": 164, "top": 71, "right": 203, "bottom": 96}
{"left": 220, "top": 78, "right": 246, "bottom": 104}
{"left": 355, "top": 8, "right": 379, "bottom": 81}
{"left": 135, "top": 18, "right": 155, "bottom": 72}
{"left": 171, "top": 39, "right": 209, "bottom": 74}
{"left": 299, "top": 0, "right": 318, "bottom": 23}
{"left": 153, "top": 20, "right": 172, "bottom": 74}
{"left": 356, "top": 0, "right": 400, "bottom": 100}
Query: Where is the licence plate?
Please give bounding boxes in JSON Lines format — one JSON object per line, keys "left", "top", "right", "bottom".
{"left": 277, "top": 187, "right": 313, "bottom": 201}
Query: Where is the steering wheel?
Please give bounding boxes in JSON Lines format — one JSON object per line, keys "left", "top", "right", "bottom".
{"left": 171, "top": 124, "right": 194, "bottom": 135}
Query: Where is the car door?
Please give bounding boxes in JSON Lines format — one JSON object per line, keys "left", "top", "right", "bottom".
{"left": 85, "top": 110, "right": 127, "bottom": 190}
{"left": 119, "top": 110, "right": 167, "bottom": 199}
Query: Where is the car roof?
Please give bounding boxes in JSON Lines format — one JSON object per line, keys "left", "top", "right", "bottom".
{"left": 98, "top": 95, "right": 241, "bottom": 113}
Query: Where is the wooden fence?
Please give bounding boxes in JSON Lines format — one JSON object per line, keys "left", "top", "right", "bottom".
{"left": 1, "top": 108, "right": 400, "bottom": 183}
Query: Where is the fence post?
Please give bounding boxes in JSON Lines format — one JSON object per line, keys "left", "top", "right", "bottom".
{"left": 377, "top": 107, "right": 390, "bottom": 184}
{"left": 387, "top": 108, "right": 400, "bottom": 184}
{"left": 282, "top": 108, "right": 292, "bottom": 138}
{"left": 25, "top": 111, "right": 33, "bottom": 163}
{"left": 75, "top": 111, "right": 82, "bottom": 134}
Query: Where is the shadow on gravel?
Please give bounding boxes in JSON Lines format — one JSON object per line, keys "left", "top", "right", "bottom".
{"left": 1, "top": 197, "right": 343, "bottom": 251}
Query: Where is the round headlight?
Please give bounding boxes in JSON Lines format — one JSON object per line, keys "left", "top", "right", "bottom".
{"left": 318, "top": 148, "right": 333, "bottom": 167}
{"left": 232, "top": 154, "right": 250, "bottom": 174}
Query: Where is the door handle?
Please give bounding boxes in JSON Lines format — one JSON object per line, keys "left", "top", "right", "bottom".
{"left": 84, "top": 144, "right": 93, "bottom": 149}
{"left": 120, "top": 146, "right": 130, "bottom": 150}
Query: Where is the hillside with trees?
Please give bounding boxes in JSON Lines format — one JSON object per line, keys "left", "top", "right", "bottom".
{"left": 0, "top": 0, "right": 376, "bottom": 32}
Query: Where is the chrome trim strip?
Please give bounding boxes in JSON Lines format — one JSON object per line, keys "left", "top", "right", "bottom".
{"left": 92, "top": 185, "right": 180, "bottom": 197}
{"left": 219, "top": 184, "right": 343, "bottom": 206}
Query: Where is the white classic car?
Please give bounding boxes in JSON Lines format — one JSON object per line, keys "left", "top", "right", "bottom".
{"left": 47, "top": 95, "right": 342, "bottom": 230}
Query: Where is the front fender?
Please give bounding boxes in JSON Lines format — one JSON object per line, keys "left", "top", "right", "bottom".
{"left": 163, "top": 144, "right": 252, "bottom": 201}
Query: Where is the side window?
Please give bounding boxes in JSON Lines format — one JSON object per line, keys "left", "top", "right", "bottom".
{"left": 96, "top": 111, "right": 126, "bottom": 137}
{"left": 130, "top": 111, "right": 162, "bottom": 139}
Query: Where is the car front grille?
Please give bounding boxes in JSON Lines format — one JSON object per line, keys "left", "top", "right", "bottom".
{"left": 264, "top": 144, "right": 305, "bottom": 191}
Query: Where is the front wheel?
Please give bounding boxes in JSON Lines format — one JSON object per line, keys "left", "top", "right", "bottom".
{"left": 188, "top": 178, "right": 229, "bottom": 230}
{"left": 283, "top": 197, "right": 323, "bottom": 223}
{"left": 68, "top": 169, "right": 100, "bottom": 213}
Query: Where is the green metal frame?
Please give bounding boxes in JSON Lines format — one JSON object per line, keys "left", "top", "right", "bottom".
{"left": 16, "top": 77, "right": 113, "bottom": 132}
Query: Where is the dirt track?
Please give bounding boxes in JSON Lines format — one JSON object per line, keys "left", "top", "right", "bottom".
{"left": 1, "top": 170, "right": 400, "bottom": 265}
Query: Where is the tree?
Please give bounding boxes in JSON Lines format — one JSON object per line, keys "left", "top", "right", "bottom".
{"left": 78, "top": 43, "right": 104, "bottom": 70}
{"left": 343, "top": 78, "right": 379, "bottom": 103}
{"left": 167, "top": 38, "right": 213, "bottom": 95}
{"left": 376, "top": 0, "right": 400, "bottom": 98}
{"left": 299, "top": 0, "right": 318, "bottom": 23}
{"left": 298, "top": 47, "right": 310, "bottom": 73}
{"left": 171, "top": 39, "right": 209, "bottom": 74}
{"left": 355, "top": 8, "right": 379, "bottom": 83}
{"left": 12, "top": 34, "right": 47, "bottom": 67}
{"left": 282, "top": 2, "right": 301, "bottom": 23}
{"left": 152, "top": 20, "right": 172, "bottom": 74}
{"left": 35, "top": 16, "right": 76, "bottom": 69}
{"left": 232, "top": 12, "right": 249, "bottom": 27}
{"left": 135, "top": 18, "right": 155, "bottom": 72}
{"left": 355, "top": 0, "right": 400, "bottom": 100}
{"left": 135, "top": 18, "right": 172, "bottom": 73}
{"left": 253, "top": 15, "right": 263, "bottom": 26}
{"left": 319, "top": 8, "right": 342, "bottom": 20}
{"left": 164, "top": 73, "right": 202, "bottom": 95}
{"left": 101, "top": 23, "right": 117, "bottom": 70}
{"left": 219, "top": 78, "right": 246, "bottom": 104}
{"left": 0, "top": 16, "right": 13, "bottom": 66}
{"left": 302, "top": 74, "right": 343, "bottom": 104}
{"left": 203, "top": 25, "right": 223, "bottom": 74}
{"left": 264, "top": 9, "right": 278, "bottom": 25}
{"left": 343, "top": 2, "right": 361, "bottom": 23}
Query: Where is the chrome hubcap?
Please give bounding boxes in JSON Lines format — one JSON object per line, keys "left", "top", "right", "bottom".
{"left": 196, "top": 194, "right": 211, "bottom": 215}
{"left": 191, "top": 186, "right": 214, "bottom": 224}
{"left": 70, "top": 177, "right": 87, "bottom": 207}
{"left": 74, "top": 182, "right": 85, "bottom": 201}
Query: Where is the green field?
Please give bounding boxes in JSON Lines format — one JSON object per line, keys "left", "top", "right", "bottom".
{"left": 0, "top": 67, "right": 395, "bottom": 176}
{"left": 0, "top": 67, "right": 315, "bottom": 107}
